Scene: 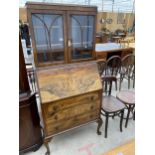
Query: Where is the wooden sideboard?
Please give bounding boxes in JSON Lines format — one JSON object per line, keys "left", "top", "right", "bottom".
{"left": 95, "top": 43, "right": 134, "bottom": 60}
{"left": 19, "top": 93, "right": 43, "bottom": 154}
{"left": 36, "top": 61, "right": 103, "bottom": 155}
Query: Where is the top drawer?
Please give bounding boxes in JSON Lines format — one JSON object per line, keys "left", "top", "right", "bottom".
{"left": 42, "top": 92, "right": 100, "bottom": 118}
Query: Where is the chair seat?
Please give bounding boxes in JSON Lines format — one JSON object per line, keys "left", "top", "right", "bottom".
{"left": 116, "top": 90, "right": 135, "bottom": 105}
{"left": 102, "top": 96, "right": 125, "bottom": 113}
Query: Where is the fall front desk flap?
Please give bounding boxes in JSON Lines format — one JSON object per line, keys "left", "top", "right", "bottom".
{"left": 36, "top": 61, "right": 102, "bottom": 104}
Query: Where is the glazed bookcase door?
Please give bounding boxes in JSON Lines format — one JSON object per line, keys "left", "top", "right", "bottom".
{"left": 68, "top": 12, "right": 96, "bottom": 62}
{"left": 30, "top": 11, "right": 67, "bottom": 66}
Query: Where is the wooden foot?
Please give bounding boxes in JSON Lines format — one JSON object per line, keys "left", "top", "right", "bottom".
{"left": 44, "top": 138, "right": 52, "bottom": 155}
{"left": 97, "top": 117, "right": 103, "bottom": 135}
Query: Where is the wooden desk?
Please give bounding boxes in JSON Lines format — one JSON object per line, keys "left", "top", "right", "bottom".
{"left": 101, "top": 139, "right": 135, "bottom": 155}
{"left": 36, "top": 61, "right": 103, "bottom": 155}
{"left": 95, "top": 43, "right": 134, "bottom": 60}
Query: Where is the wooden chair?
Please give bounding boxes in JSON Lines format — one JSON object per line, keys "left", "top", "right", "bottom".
{"left": 104, "top": 55, "right": 121, "bottom": 91}
{"left": 116, "top": 90, "right": 135, "bottom": 128}
{"left": 119, "top": 54, "right": 135, "bottom": 90}
{"left": 26, "top": 63, "right": 38, "bottom": 94}
{"left": 101, "top": 77, "right": 126, "bottom": 138}
{"left": 97, "top": 59, "right": 106, "bottom": 76}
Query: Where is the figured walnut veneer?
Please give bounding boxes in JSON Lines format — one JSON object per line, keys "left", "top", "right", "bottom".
{"left": 36, "top": 62, "right": 102, "bottom": 103}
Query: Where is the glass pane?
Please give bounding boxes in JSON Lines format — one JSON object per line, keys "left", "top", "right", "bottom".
{"left": 71, "top": 15, "right": 94, "bottom": 60}
{"left": 32, "top": 13, "right": 64, "bottom": 63}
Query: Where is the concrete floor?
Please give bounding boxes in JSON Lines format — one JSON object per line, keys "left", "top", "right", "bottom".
{"left": 25, "top": 78, "right": 135, "bottom": 155}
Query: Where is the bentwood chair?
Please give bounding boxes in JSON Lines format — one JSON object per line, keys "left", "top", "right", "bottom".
{"left": 104, "top": 55, "right": 122, "bottom": 91}
{"left": 97, "top": 59, "right": 106, "bottom": 77}
{"left": 116, "top": 90, "right": 135, "bottom": 128}
{"left": 101, "top": 77, "right": 126, "bottom": 138}
{"left": 119, "top": 54, "right": 135, "bottom": 90}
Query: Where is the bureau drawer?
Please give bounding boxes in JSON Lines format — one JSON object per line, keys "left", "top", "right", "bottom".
{"left": 45, "top": 110, "right": 99, "bottom": 136}
{"left": 43, "top": 92, "right": 100, "bottom": 118}
{"left": 45, "top": 99, "right": 100, "bottom": 124}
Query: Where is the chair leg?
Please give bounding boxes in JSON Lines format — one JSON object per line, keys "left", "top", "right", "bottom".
{"left": 133, "top": 77, "right": 135, "bottom": 88}
{"left": 105, "top": 113, "right": 109, "bottom": 138}
{"left": 112, "top": 113, "right": 115, "bottom": 119}
{"left": 115, "top": 80, "right": 117, "bottom": 91}
{"left": 133, "top": 110, "right": 135, "bottom": 120}
{"left": 119, "top": 74, "right": 123, "bottom": 91}
{"left": 125, "top": 105, "right": 131, "bottom": 128}
{"left": 120, "top": 110, "right": 124, "bottom": 132}
{"left": 128, "top": 77, "right": 130, "bottom": 89}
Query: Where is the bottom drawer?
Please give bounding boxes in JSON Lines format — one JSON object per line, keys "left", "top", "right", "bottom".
{"left": 45, "top": 110, "right": 99, "bottom": 136}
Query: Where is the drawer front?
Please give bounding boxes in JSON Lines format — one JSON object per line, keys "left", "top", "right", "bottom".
{"left": 46, "top": 110, "right": 99, "bottom": 136}
{"left": 46, "top": 92, "right": 99, "bottom": 114}
{"left": 46, "top": 99, "right": 100, "bottom": 124}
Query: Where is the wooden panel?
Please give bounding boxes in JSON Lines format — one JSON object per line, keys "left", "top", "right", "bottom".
{"left": 101, "top": 139, "right": 135, "bottom": 155}
{"left": 46, "top": 111, "right": 99, "bottom": 136}
{"left": 36, "top": 62, "right": 102, "bottom": 103}
{"left": 26, "top": 2, "right": 97, "bottom": 12}
{"left": 45, "top": 100, "right": 100, "bottom": 123}
{"left": 46, "top": 92, "right": 99, "bottom": 114}
{"left": 19, "top": 93, "right": 43, "bottom": 153}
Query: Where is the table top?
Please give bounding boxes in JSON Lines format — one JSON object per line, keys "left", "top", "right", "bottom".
{"left": 36, "top": 61, "right": 102, "bottom": 104}
{"left": 101, "top": 139, "right": 135, "bottom": 155}
{"left": 95, "top": 43, "right": 133, "bottom": 52}
{"left": 95, "top": 43, "right": 134, "bottom": 52}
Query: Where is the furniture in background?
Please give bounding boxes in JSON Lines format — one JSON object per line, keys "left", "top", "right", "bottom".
{"left": 36, "top": 62, "right": 103, "bottom": 155}
{"left": 95, "top": 43, "right": 134, "bottom": 60}
{"left": 27, "top": 2, "right": 97, "bottom": 67}
{"left": 19, "top": 93, "right": 43, "bottom": 154}
{"left": 104, "top": 55, "right": 122, "bottom": 91}
{"left": 116, "top": 90, "right": 135, "bottom": 128}
{"left": 26, "top": 63, "right": 38, "bottom": 94}
{"left": 97, "top": 59, "right": 106, "bottom": 76}
{"left": 119, "top": 54, "right": 135, "bottom": 90}
{"left": 101, "top": 139, "right": 135, "bottom": 155}
{"left": 101, "top": 76, "right": 125, "bottom": 138}
{"left": 19, "top": 35, "right": 43, "bottom": 154}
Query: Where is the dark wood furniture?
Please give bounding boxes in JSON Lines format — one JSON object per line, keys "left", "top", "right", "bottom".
{"left": 116, "top": 90, "right": 135, "bottom": 128}
{"left": 19, "top": 93, "right": 43, "bottom": 154}
{"left": 95, "top": 43, "right": 134, "bottom": 60}
{"left": 27, "top": 2, "right": 97, "bottom": 67}
{"left": 119, "top": 54, "right": 135, "bottom": 90}
{"left": 97, "top": 59, "right": 106, "bottom": 76}
{"left": 36, "top": 61, "right": 103, "bottom": 155}
{"left": 101, "top": 139, "right": 135, "bottom": 155}
{"left": 104, "top": 55, "right": 122, "bottom": 91}
{"left": 19, "top": 35, "right": 43, "bottom": 154}
{"left": 101, "top": 77, "right": 125, "bottom": 138}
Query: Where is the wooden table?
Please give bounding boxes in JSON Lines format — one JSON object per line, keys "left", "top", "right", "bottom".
{"left": 95, "top": 43, "right": 134, "bottom": 60}
{"left": 101, "top": 139, "right": 135, "bottom": 155}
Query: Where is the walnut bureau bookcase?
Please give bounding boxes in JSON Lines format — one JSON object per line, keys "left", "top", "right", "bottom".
{"left": 26, "top": 2, "right": 102, "bottom": 155}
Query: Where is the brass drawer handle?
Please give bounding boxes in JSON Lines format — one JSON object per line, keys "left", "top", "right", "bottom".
{"left": 54, "top": 115, "right": 58, "bottom": 120}
{"left": 53, "top": 106, "right": 58, "bottom": 111}
{"left": 90, "top": 115, "right": 93, "bottom": 118}
{"left": 90, "top": 105, "right": 94, "bottom": 110}
{"left": 90, "top": 96, "right": 95, "bottom": 101}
